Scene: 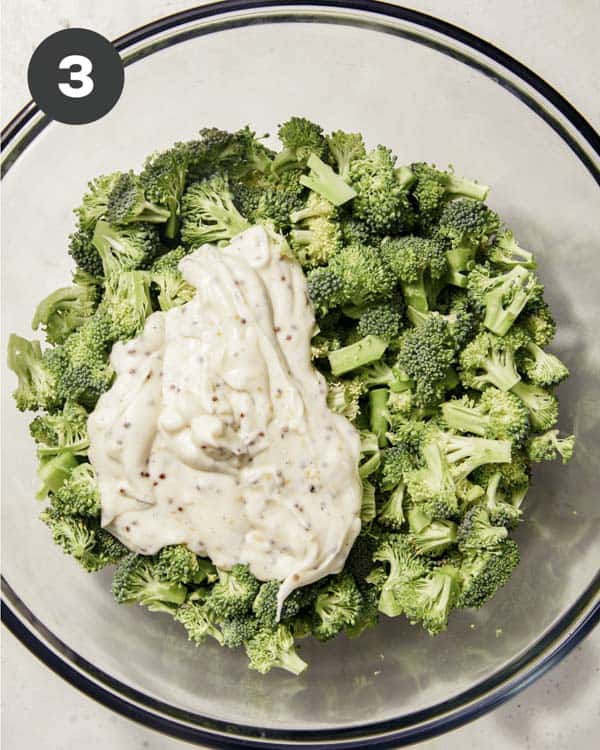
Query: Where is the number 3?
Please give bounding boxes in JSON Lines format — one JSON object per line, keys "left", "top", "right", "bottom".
{"left": 58, "top": 55, "right": 94, "bottom": 98}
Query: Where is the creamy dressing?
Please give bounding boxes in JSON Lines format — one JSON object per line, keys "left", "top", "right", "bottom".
{"left": 88, "top": 226, "right": 362, "bottom": 613}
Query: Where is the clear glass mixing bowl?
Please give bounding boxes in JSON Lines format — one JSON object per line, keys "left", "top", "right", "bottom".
{"left": 2, "top": 3, "right": 599, "bottom": 747}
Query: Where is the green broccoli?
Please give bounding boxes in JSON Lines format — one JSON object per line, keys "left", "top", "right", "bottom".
{"left": 517, "top": 341, "right": 569, "bottom": 386}
{"left": 457, "top": 506, "right": 508, "bottom": 551}
{"left": 457, "top": 539, "right": 520, "bottom": 608}
{"left": 221, "top": 616, "right": 260, "bottom": 648}
{"left": 29, "top": 400, "right": 89, "bottom": 457}
{"left": 253, "top": 168, "right": 306, "bottom": 231}
{"left": 527, "top": 429, "right": 575, "bottom": 463}
{"left": 245, "top": 624, "right": 307, "bottom": 675}
{"left": 32, "top": 272, "right": 99, "bottom": 345}
{"left": 68, "top": 225, "right": 104, "bottom": 277}
{"left": 156, "top": 545, "right": 216, "bottom": 585}
{"left": 510, "top": 381, "right": 559, "bottom": 432}
{"left": 112, "top": 553, "right": 188, "bottom": 608}
{"left": 519, "top": 301, "right": 556, "bottom": 347}
{"left": 326, "top": 130, "right": 366, "bottom": 181}
{"left": 206, "top": 564, "right": 260, "bottom": 619}
{"left": 468, "top": 265, "right": 540, "bottom": 336}
{"left": 181, "top": 176, "right": 251, "bottom": 246}
{"left": 106, "top": 171, "right": 170, "bottom": 226}
{"left": 481, "top": 471, "right": 523, "bottom": 527}
{"left": 328, "top": 335, "right": 388, "bottom": 376}
{"left": 441, "top": 432, "right": 512, "bottom": 482}
{"left": 382, "top": 236, "right": 448, "bottom": 312}
{"left": 100, "top": 270, "right": 153, "bottom": 341}
{"left": 398, "top": 564, "right": 461, "bottom": 635}
{"left": 52, "top": 462, "right": 100, "bottom": 517}
{"left": 487, "top": 230, "right": 536, "bottom": 269}
{"left": 313, "top": 573, "right": 363, "bottom": 640}
{"left": 441, "top": 388, "right": 530, "bottom": 445}
{"left": 290, "top": 215, "right": 343, "bottom": 268}
{"left": 272, "top": 117, "right": 326, "bottom": 173}
{"left": 74, "top": 173, "right": 122, "bottom": 231}
{"left": 7, "top": 334, "right": 60, "bottom": 412}
{"left": 459, "top": 330, "right": 522, "bottom": 392}
{"left": 349, "top": 146, "right": 413, "bottom": 233}
{"left": 408, "top": 513, "right": 458, "bottom": 557}
{"left": 173, "top": 600, "right": 224, "bottom": 645}
{"left": 92, "top": 220, "right": 161, "bottom": 277}
{"left": 329, "top": 243, "right": 395, "bottom": 308}
{"left": 373, "top": 534, "right": 428, "bottom": 617}
{"left": 140, "top": 145, "right": 189, "bottom": 238}
{"left": 299, "top": 153, "right": 357, "bottom": 206}
{"left": 326, "top": 378, "right": 364, "bottom": 421}
{"left": 405, "top": 441, "right": 459, "bottom": 519}
{"left": 306, "top": 267, "right": 345, "bottom": 317}
{"left": 36, "top": 452, "right": 78, "bottom": 499}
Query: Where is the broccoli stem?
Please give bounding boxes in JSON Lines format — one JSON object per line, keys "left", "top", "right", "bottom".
{"left": 369, "top": 388, "right": 390, "bottom": 447}
{"left": 299, "top": 154, "right": 357, "bottom": 206}
{"left": 37, "top": 451, "right": 78, "bottom": 499}
{"left": 441, "top": 401, "right": 488, "bottom": 436}
{"left": 328, "top": 335, "right": 388, "bottom": 376}
{"left": 446, "top": 175, "right": 489, "bottom": 201}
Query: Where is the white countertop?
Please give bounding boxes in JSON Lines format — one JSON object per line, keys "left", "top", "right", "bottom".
{"left": 2, "top": 1, "right": 599, "bottom": 748}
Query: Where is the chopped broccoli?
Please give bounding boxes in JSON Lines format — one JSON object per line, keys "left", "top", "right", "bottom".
{"left": 156, "top": 545, "right": 214, "bottom": 585}
{"left": 349, "top": 146, "right": 413, "bottom": 233}
{"left": 112, "top": 553, "right": 188, "bottom": 608}
{"left": 527, "top": 429, "right": 575, "bottom": 464}
{"left": 36, "top": 451, "right": 78, "bottom": 499}
{"left": 7, "top": 334, "right": 60, "bottom": 412}
{"left": 32, "top": 273, "right": 99, "bottom": 345}
{"left": 459, "top": 330, "right": 522, "bottom": 392}
{"left": 174, "top": 600, "right": 224, "bottom": 645}
{"left": 398, "top": 564, "right": 461, "bottom": 635}
{"left": 409, "top": 516, "right": 458, "bottom": 557}
{"left": 405, "top": 441, "right": 459, "bottom": 519}
{"left": 457, "top": 506, "right": 508, "bottom": 551}
{"left": 313, "top": 573, "right": 363, "bottom": 640}
{"left": 93, "top": 220, "right": 161, "bottom": 277}
{"left": 290, "top": 215, "right": 343, "bottom": 268}
{"left": 329, "top": 243, "right": 395, "bottom": 308}
{"left": 487, "top": 231, "right": 536, "bottom": 269}
{"left": 206, "top": 564, "right": 260, "bottom": 619}
{"left": 373, "top": 534, "right": 428, "bottom": 617}
{"left": 468, "top": 265, "right": 540, "bottom": 336}
{"left": 299, "top": 153, "right": 357, "bottom": 206}
{"left": 517, "top": 341, "right": 569, "bottom": 386}
{"left": 74, "top": 173, "right": 122, "bottom": 231}
{"left": 245, "top": 624, "right": 307, "bottom": 675}
{"left": 140, "top": 145, "right": 189, "bottom": 238}
{"left": 52, "top": 462, "right": 100, "bottom": 517}
{"left": 457, "top": 539, "right": 520, "bottom": 608}
{"left": 510, "top": 381, "right": 559, "bottom": 432}
{"left": 382, "top": 236, "right": 448, "bottom": 312}
{"left": 101, "top": 270, "right": 153, "bottom": 341}
{"left": 377, "top": 482, "right": 406, "bottom": 530}
{"left": 106, "top": 171, "right": 170, "bottom": 225}
{"left": 441, "top": 388, "right": 530, "bottom": 445}
{"left": 326, "top": 378, "right": 364, "bottom": 421}
{"left": 481, "top": 471, "right": 523, "bottom": 527}
{"left": 329, "top": 335, "right": 388, "bottom": 376}
{"left": 181, "top": 176, "right": 251, "bottom": 246}
{"left": 221, "top": 616, "right": 260, "bottom": 648}
{"left": 29, "top": 400, "right": 89, "bottom": 457}
{"left": 273, "top": 117, "right": 326, "bottom": 173}
{"left": 441, "top": 432, "right": 512, "bottom": 481}
{"left": 326, "top": 130, "right": 366, "bottom": 181}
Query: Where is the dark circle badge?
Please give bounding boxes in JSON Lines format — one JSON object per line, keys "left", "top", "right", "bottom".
{"left": 27, "top": 28, "right": 124, "bottom": 125}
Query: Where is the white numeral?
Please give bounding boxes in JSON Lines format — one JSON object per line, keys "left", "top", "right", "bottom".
{"left": 58, "top": 54, "right": 94, "bottom": 98}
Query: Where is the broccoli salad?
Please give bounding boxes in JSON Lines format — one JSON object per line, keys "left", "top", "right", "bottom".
{"left": 8, "top": 119, "right": 575, "bottom": 675}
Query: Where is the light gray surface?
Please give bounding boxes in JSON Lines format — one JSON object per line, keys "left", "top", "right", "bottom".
{"left": 1, "top": 1, "right": 599, "bottom": 748}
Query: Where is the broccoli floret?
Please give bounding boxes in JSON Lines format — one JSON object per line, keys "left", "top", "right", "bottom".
{"left": 340, "top": 216, "right": 378, "bottom": 246}
{"left": 329, "top": 244, "right": 395, "bottom": 308}
{"left": 150, "top": 247, "right": 195, "bottom": 310}
{"left": 382, "top": 236, "right": 447, "bottom": 312}
{"left": 156, "top": 545, "right": 214, "bottom": 585}
{"left": 44, "top": 312, "right": 114, "bottom": 408}
{"left": 220, "top": 616, "right": 260, "bottom": 648}
{"left": 106, "top": 171, "right": 170, "bottom": 226}
{"left": 400, "top": 564, "right": 461, "bottom": 635}
{"left": 181, "top": 176, "right": 251, "bottom": 246}
{"left": 68, "top": 225, "right": 104, "bottom": 277}
{"left": 510, "top": 381, "right": 559, "bottom": 432}
{"left": 441, "top": 432, "right": 512, "bottom": 482}
{"left": 173, "top": 600, "right": 224, "bottom": 645}
{"left": 345, "top": 583, "right": 380, "bottom": 638}
{"left": 441, "top": 388, "right": 530, "bottom": 445}
{"left": 326, "top": 130, "right": 366, "bottom": 181}
{"left": 457, "top": 506, "right": 508, "bottom": 551}
{"left": 379, "top": 443, "right": 419, "bottom": 491}
{"left": 358, "top": 430, "right": 382, "bottom": 478}
{"left": 377, "top": 483, "right": 406, "bottom": 530}
{"left": 357, "top": 303, "right": 402, "bottom": 340}
{"left": 409, "top": 162, "right": 489, "bottom": 231}
{"left": 459, "top": 330, "right": 522, "bottom": 392}
{"left": 519, "top": 302, "right": 556, "bottom": 347}
{"left": 481, "top": 471, "right": 523, "bottom": 527}
{"left": 290, "top": 216, "right": 343, "bottom": 268}
{"left": 326, "top": 378, "right": 364, "bottom": 421}
{"left": 468, "top": 265, "right": 540, "bottom": 336}
{"left": 358, "top": 360, "right": 412, "bottom": 393}
{"left": 527, "top": 429, "right": 575, "bottom": 464}
{"left": 487, "top": 230, "right": 536, "bottom": 269}
{"left": 100, "top": 270, "right": 153, "bottom": 342}
{"left": 408, "top": 293, "right": 476, "bottom": 349}
{"left": 369, "top": 388, "right": 393, "bottom": 447}
{"left": 517, "top": 341, "right": 569, "bottom": 386}
{"left": 52, "top": 462, "right": 100, "bottom": 517}
{"left": 245, "top": 624, "right": 307, "bottom": 675}
{"left": 306, "top": 267, "right": 345, "bottom": 317}
{"left": 407, "top": 507, "right": 458, "bottom": 556}
{"left": 249, "top": 168, "right": 305, "bottom": 230}
{"left": 29, "top": 400, "right": 89, "bottom": 457}
{"left": 36, "top": 452, "right": 78, "bottom": 499}
{"left": 457, "top": 539, "right": 520, "bottom": 608}
{"left": 252, "top": 580, "right": 316, "bottom": 629}
{"left": 471, "top": 451, "right": 530, "bottom": 493}
{"left": 349, "top": 146, "right": 413, "bottom": 233}
{"left": 7, "top": 334, "right": 60, "bottom": 412}
{"left": 140, "top": 145, "right": 189, "bottom": 238}
{"left": 299, "top": 153, "right": 357, "bottom": 206}
{"left": 290, "top": 191, "right": 337, "bottom": 224}
{"left": 206, "top": 564, "right": 260, "bottom": 619}
{"left": 328, "top": 335, "right": 388, "bottom": 376}
{"left": 112, "top": 553, "right": 188, "bottom": 608}
{"left": 435, "top": 199, "right": 500, "bottom": 283}
{"left": 405, "top": 441, "right": 459, "bottom": 519}
{"left": 272, "top": 116, "right": 326, "bottom": 173}
{"left": 373, "top": 534, "right": 429, "bottom": 617}
{"left": 345, "top": 526, "right": 380, "bottom": 585}
{"left": 32, "top": 273, "right": 99, "bottom": 345}
{"left": 92, "top": 220, "right": 161, "bottom": 278}
{"left": 397, "top": 315, "right": 456, "bottom": 407}
{"left": 313, "top": 573, "right": 363, "bottom": 640}
{"left": 41, "top": 508, "right": 124, "bottom": 571}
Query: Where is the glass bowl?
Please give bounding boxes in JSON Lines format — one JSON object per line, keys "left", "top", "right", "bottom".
{"left": 2, "top": 3, "right": 599, "bottom": 747}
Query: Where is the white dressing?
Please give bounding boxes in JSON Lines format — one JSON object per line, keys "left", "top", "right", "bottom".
{"left": 88, "top": 226, "right": 362, "bottom": 613}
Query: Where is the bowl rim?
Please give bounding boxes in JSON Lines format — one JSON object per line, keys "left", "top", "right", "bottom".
{"left": 2, "top": 2, "right": 599, "bottom": 747}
